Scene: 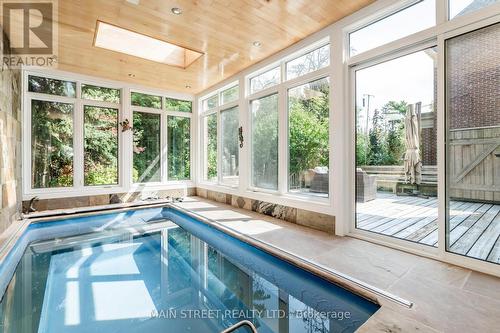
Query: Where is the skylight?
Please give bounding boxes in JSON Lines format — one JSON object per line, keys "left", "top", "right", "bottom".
{"left": 94, "top": 21, "right": 203, "bottom": 68}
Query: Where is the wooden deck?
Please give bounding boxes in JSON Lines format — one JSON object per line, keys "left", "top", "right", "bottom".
{"left": 356, "top": 193, "right": 500, "bottom": 264}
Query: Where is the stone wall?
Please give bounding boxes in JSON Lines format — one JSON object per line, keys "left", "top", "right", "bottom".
{"left": 196, "top": 188, "right": 335, "bottom": 234}
{"left": 25, "top": 187, "right": 196, "bottom": 212}
{"left": 25, "top": 187, "right": 335, "bottom": 235}
{"left": 0, "top": 68, "right": 22, "bottom": 234}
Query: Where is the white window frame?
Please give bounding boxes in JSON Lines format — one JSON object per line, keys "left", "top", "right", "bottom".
{"left": 197, "top": 37, "right": 333, "bottom": 214}
{"left": 338, "top": 0, "right": 500, "bottom": 277}
{"left": 130, "top": 91, "right": 164, "bottom": 185}
{"left": 199, "top": 83, "right": 239, "bottom": 188}
{"left": 195, "top": 0, "right": 500, "bottom": 276}
{"left": 247, "top": 39, "right": 331, "bottom": 201}
{"left": 22, "top": 68, "right": 194, "bottom": 200}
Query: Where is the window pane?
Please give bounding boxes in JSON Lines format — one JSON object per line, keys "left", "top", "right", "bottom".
{"left": 165, "top": 97, "right": 192, "bottom": 112}
{"left": 84, "top": 106, "right": 119, "bottom": 186}
{"left": 28, "top": 75, "right": 76, "bottom": 97}
{"left": 446, "top": 23, "right": 500, "bottom": 265}
{"left": 133, "top": 112, "right": 161, "bottom": 183}
{"left": 203, "top": 95, "right": 218, "bottom": 111}
{"left": 349, "top": 0, "right": 436, "bottom": 56}
{"left": 82, "top": 84, "right": 120, "bottom": 103}
{"left": 286, "top": 44, "right": 330, "bottom": 80}
{"left": 167, "top": 116, "right": 190, "bottom": 180}
{"left": 131, "top": 92, "right": 162, "bottom": 109}
{"left": 221, "top": 85, "right": 239, "bottom": 104}
{"left": 288, "top": 78, "right": 330, "bottom": 197}
{"left": 204, "top": 113, "right": 218, "bottom": 182}
{"left": 250, "top": 67, "right": 280, "bottom": 94}
{"left": 450, "top": 0, "right": 499, "bottom": 18}
{"left": 355, "top": 48, "right": 437, "bottom": 246}
{"left": 251, "top": 94, "right": 278, "bottom": 190}
{"left": 31, "top": 100, "right": 74, "bottom": 188}
{"left": 221, "top": 107, "right": 239, "bottom": 186}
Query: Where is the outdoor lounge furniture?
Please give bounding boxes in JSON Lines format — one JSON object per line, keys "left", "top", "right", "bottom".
{"left": 356, "top": 168, "right": 377, "bottom": 202}
{"left": 310, "top": 167, "right": 329, "bottom": 193}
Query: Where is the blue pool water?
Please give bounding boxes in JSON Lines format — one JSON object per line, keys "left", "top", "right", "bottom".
{"left": 0, "top": 207, "right": 379, "bottom": 332}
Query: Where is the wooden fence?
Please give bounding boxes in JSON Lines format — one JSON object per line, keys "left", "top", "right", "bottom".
{"left": 449, "top": 126, "right": 500, "bottom": 202}
{"left": 359, "top": 126, "right": 500, "bottom": 203}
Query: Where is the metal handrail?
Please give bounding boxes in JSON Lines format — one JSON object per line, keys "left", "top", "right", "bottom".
{"left": 220, "top": 320, "right": 257, "bottom": 333}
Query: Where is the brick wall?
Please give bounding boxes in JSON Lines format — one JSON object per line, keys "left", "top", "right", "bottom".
{"left": 447, "top": 23, "right": 500, "bottom": 130}
{"left": 421, "top": 126, "right": 437, "bottom": 165}
{"left": 0, "top": 67, "right": 22, "bottom": 234}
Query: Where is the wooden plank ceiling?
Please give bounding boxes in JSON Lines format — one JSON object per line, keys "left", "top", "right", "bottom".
{"left": 57, "top": 0, "right": 374, "bottom": 94}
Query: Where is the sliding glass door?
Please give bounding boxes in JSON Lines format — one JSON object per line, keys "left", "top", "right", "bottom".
{"left": 446, "top": 23, "right": 500, "bottom": 265}
{"left": 354, "top": 47, "right": 438, "bottom": 246}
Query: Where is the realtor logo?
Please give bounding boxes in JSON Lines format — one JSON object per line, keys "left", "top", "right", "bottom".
{"left": 1, "top": 0, "right": 57, "bottom": 67}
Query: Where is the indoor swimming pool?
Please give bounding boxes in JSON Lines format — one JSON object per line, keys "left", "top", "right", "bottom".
{"left": 0, "top": 207, "right": 379, "bottom": 332}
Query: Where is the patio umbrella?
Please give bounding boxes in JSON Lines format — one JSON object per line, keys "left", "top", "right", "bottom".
{"left": 403, "top": 103, "right": 422, "bottom": 184}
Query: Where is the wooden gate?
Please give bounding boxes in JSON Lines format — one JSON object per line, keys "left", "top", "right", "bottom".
{"left": 449, "top": 126, "right": 500, "bottom": 203}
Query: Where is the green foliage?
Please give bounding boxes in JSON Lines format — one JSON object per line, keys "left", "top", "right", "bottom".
{"left": 288, "top": 81, "right": 329, "bottom": 177}
{"left": 31, "top": 82, "right": 194, "bottom": 187}
{"left": 133, "top": 112, "right": 161, "bottom": 182}
{"left": 356, "top": 132, "right": 369, "bottom": 166}
{"left": 83, "top": 106, "right": 118, "bottom": 185}
{"left": 165, "top": 98, "right": 192, "bottom": 112}
{"left": 385, "top": 124, "right": 405, "bottom": 165}
{"left": 31, "top": 100, "right": 74, "bottom": 188}
{"left": 221, "top": 107, "right": 239, "bottom": 177}
{"left": 356, "top": 100, "right": 408, "bottom": 166}
{"left": 206, "top": 114, "right": 217, "bottom": 180}
{"left": 28, "top": 75, "right": 76, "bottom": 97}
{"left": 168, "top": 116, "right": 191, "bottom": 180}
{"left": 252, "top": 94, "right": 278, "bottom": 188}
{"left": 221, "top": 86, "right": 239, "bottom": 104}
{"left": 367, "top": 109, "right": 387, "bottom": 165}
{"left": 82, "top": 84, "right": 120, "bottom": 103}
{"left": 382, "top": 100, "right": 409, "bottom": 115}
{"left": 131, "top": 92, "right": 162, "bottom": 109}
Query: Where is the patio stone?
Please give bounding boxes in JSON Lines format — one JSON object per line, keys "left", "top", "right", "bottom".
{"left": 296, "top": 209, "right": 334, "bottom": 234}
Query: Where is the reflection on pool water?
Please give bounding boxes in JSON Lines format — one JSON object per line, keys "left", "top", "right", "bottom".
{"left": 0, "top": 208, "right": 379, "bottom": 332}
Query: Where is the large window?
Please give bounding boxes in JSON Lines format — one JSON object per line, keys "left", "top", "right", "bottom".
{"left": 354, "top": 48, "right": 437, "bottom": 246}
{"left": 251, "top": 94, "right": 279, "bottom": 190}
{"left": 133, "top": 112, "right": 161, "bottom": 183}
{"left": 165, "top": 97, "right": 192, "bottom": 113}
{"left": 29, "top": 80, "right": 121, "bottom": 191}
{"left": 25, "top": 72, "right": 193, "bottom": 197}
{"left": 349, "top": 0, "right": 435, "bottom": 56}
{"left": 83, "top": 106, "right": 119, "bottom": 186}
{"left": 446, "top": 23, "right": 500, "bottom": 265}
{"left": 245, "top": 43, "right": 331, "bottom": 196}
{"left": 131, "top": 92, "right": 162, "bottom": 109}
{"left": 31, "top": 100, "right": 74, "bottom": 188}
{"left": 286, "top": 44, "right": 330, "bottom": 80}
{"left": 82, "top": 84, "right": 120, "bottom": 103}
{"left": 221, "top": 107, "right": 239, "bottom": 186}
{"left": 288, "top": 78, "right": 330, "bottom": 197}
{"left": 28, "top": 75, "right": 76, "bottom": 97}
{"left": 250, "top": 67, "right": 281, "bottom": 94}
{"left": 200, "top": 85, "right": 239, "bottom": 186}
{"left": 204, "top": 113, "right": 218, "bottom": 182}
{"left": 131, "top": 91, "right": 192, "bottom": 183}
{"left": 167, "top": 116, "right": 191, "bottom": 180}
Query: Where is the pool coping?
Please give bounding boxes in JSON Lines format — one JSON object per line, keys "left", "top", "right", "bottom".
{"left": 168, "top": 203, "right": 413, "bottom": 309}
{"left": 0, "top": 200, "right": 412, "bottom": 316}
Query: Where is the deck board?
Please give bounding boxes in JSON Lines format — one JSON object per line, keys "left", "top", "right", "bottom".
{"left": 356, "top": 193, "right": 500, "bottom": 264}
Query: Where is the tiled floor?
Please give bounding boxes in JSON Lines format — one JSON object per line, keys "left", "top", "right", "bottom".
{"left": 357, "top": 193, "right": 500, "bottom": 264}
{"left": 175, "top": 196, "right": 500, "bottom": 333}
